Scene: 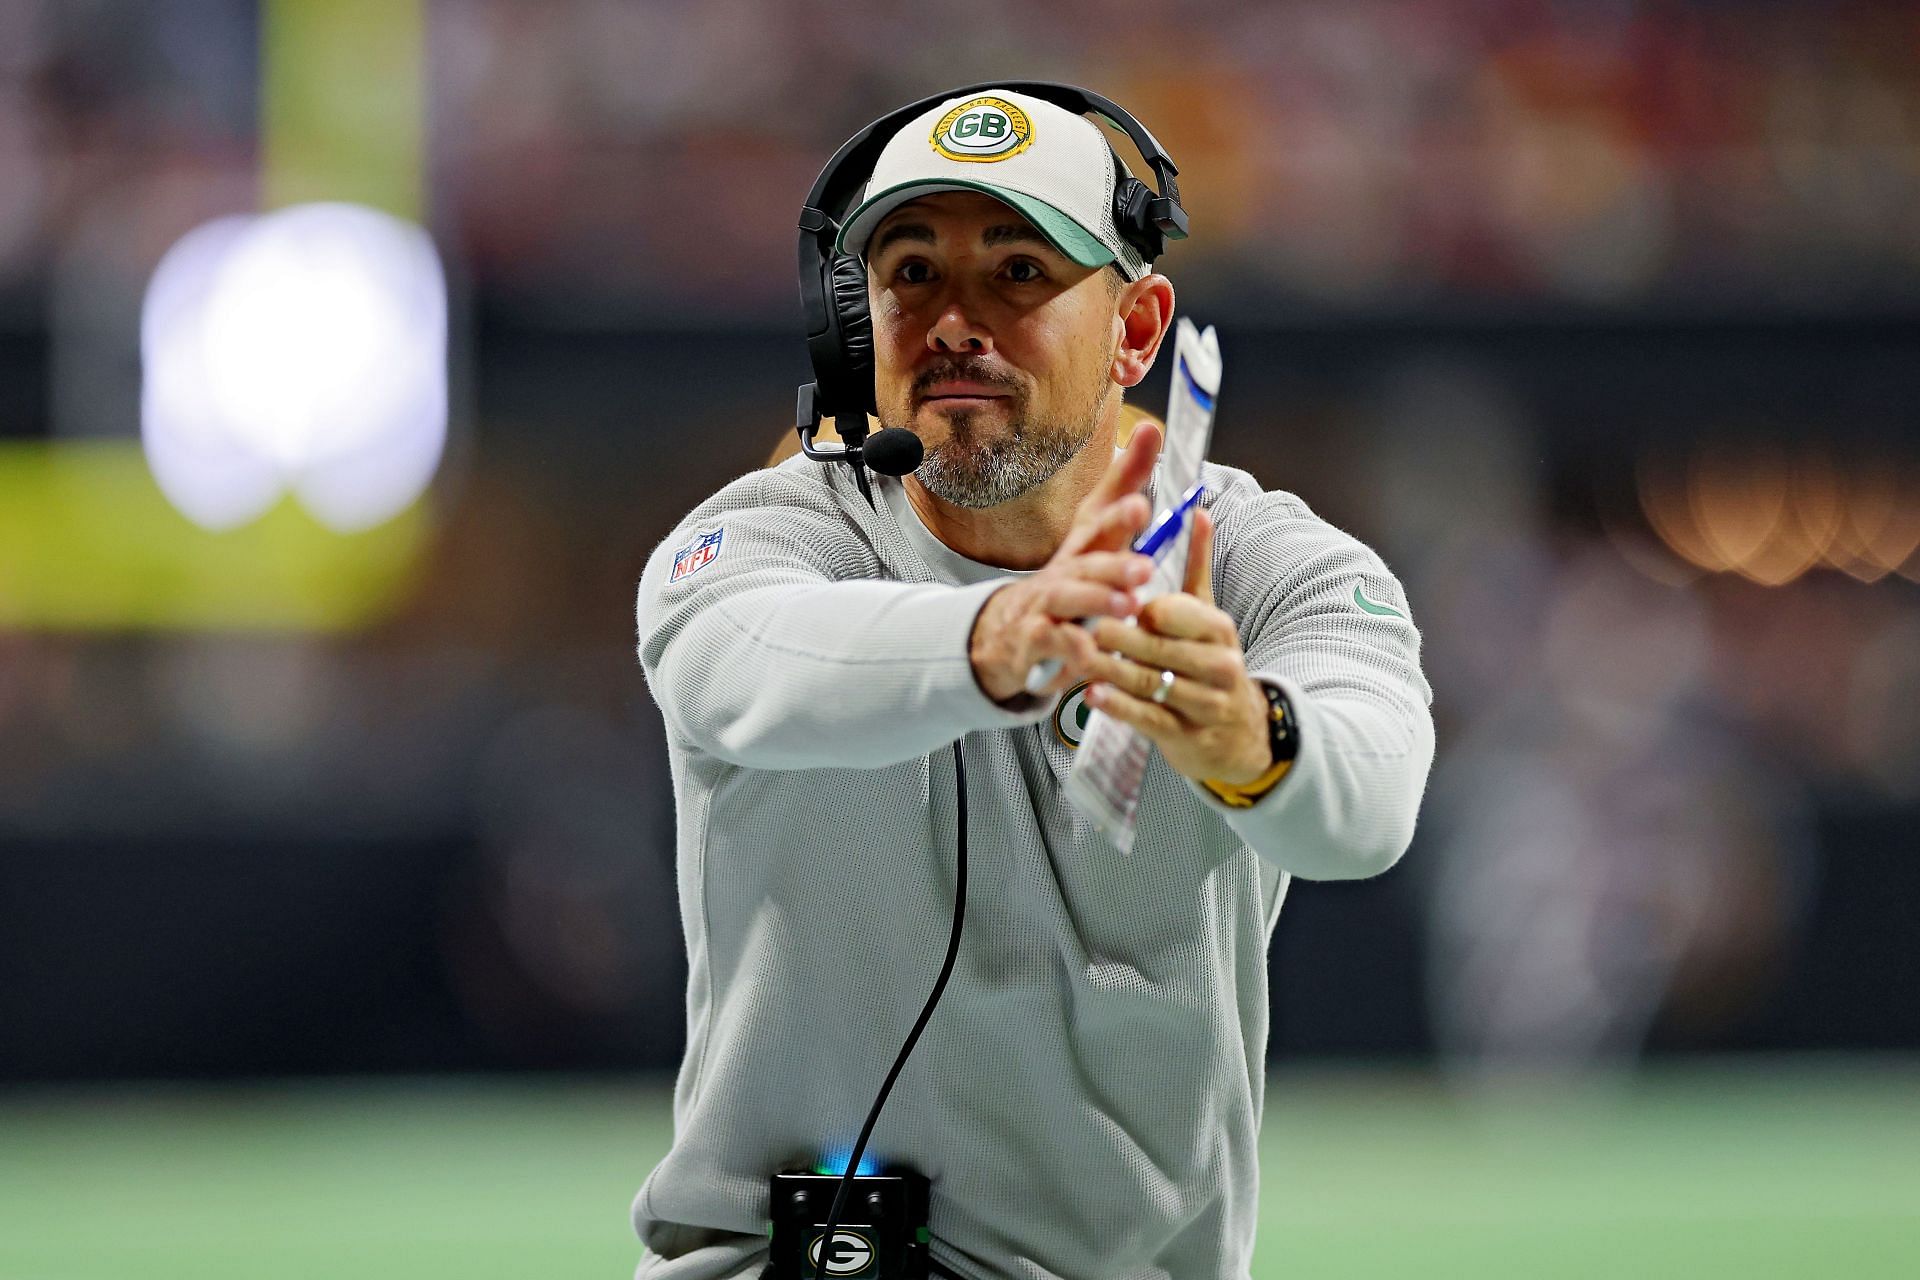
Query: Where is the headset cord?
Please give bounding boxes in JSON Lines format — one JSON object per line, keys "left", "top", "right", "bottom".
{"left": 812, "top": 739, "right": 968, "bottom": 1280}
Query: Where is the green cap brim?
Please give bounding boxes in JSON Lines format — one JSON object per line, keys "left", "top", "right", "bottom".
{"left": 835, "top": 179, "right": 1116, "bottom": 270}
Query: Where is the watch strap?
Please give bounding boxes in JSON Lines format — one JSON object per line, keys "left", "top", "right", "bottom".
{"left": 1201, "top": 680, "right": 1297, "bottom": 808}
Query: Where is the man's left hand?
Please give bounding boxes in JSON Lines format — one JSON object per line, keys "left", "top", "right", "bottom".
{"left": 1084, "top": 508, "right": 1273, "bottom": 787}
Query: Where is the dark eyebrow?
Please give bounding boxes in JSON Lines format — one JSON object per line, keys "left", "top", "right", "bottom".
{"left": 870, "top": 222, "right": 934, "bottom": 256}
{"left": 869, "top": 220, "right": 1056, "bottom": 257}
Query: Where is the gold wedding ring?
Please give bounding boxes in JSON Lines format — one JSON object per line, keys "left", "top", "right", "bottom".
{"left": 1150, "top": 669, "right": 1176, "bottom": 705}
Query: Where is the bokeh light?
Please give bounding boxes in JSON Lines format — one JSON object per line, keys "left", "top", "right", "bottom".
{"left": 1639, "top": 446, "right": 1920, "bottom": 586}
{"left": 141, "top": 202, "right": 448, "bottom": 533}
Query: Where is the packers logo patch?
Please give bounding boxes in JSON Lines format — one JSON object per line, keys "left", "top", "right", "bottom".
{"left": 1052, "top": 680, "right": 1094, "bottom": 749}
{"left": 930, "top": 97, "right": 1034, "bottom": 163}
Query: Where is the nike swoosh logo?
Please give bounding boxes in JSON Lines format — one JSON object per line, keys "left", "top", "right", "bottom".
{"left": 1353, "top": 582, "right": 1406, "bottom": 619}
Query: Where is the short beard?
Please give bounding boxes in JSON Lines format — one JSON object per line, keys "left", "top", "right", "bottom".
{"left": 913, "top": 407, "right": 1090, "bottom": 508}
{"left": 892, "top": 370, "right": 1111, "bottom": 511}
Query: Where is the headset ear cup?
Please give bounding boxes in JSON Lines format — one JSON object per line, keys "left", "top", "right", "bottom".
{"left": 1111, "top": 176, "right": 1159, "bottom": 262}
{"left": 829, "top": 254, "right": 876, "bottom": 417}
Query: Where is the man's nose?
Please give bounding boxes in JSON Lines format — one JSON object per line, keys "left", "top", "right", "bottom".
{"left": 927, "top": 296, "right": 991, "bottom": 354}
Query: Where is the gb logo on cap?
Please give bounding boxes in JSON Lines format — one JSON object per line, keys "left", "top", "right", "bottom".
{"left": 930, "top": 96, "right": 1034, "bottom": 162}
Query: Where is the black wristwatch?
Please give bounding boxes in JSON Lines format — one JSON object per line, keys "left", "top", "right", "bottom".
{"left": 1259, "top": 680, "right": 1299, "bottom": 769}
{"left": 1201, "top": 680, "right": 1300, "bottom": 807}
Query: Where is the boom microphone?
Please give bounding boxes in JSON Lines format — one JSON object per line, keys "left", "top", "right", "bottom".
{"left": 861, "top": 427, "right": 924, "bottom": 477}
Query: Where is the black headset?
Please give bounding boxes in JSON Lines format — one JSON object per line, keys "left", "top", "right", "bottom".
{"left": 794, "top": 81, "right": 1189, "bottom": 506}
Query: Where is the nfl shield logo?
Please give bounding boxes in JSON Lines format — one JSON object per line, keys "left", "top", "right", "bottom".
{"left": 670, "top": 528, "right": 724, "bottom": 583}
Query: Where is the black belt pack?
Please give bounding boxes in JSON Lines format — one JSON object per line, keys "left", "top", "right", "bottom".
{"left": 767, "top": 1169, "right": 931, "bottom": 1279}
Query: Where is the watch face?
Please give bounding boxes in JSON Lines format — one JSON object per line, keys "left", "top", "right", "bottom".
{"left": 1264, "top": 684, "right": 1299, "bottom": 761}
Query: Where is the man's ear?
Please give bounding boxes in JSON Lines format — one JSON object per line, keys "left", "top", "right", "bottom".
{"left": 1111, "top": 273, "right": 1175, "bottom": 390}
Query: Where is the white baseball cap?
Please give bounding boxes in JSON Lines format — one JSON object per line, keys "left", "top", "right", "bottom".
{"left": 834, "top": 89, "right": 1149, "bottom": 281}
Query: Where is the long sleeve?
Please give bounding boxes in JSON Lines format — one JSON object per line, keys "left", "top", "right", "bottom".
{"left": 635, "top": 470, "right": 1050, "bottom": 771}
{"left": 1184, "top": 489, "right": 1436, "bottom": 880}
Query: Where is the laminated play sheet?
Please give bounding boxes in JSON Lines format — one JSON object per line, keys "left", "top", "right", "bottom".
{"left": 1064, "top": 317, "right": 1222, "bottom": 853}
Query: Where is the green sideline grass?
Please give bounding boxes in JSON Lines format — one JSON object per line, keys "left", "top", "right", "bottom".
{"left": 0, "top": 1061, "right": 1914, "bottom": 1279}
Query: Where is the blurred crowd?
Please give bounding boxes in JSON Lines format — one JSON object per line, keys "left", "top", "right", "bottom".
{"left": 1, "top": 0, "right": 1917, "bottom": 1079}
{"left": 0, "top": 0, "right": 1918, "bottom": 318}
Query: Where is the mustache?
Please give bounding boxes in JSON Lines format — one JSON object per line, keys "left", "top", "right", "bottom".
{"left": 912, "top": 359, "right": 1021, "bottom": 398}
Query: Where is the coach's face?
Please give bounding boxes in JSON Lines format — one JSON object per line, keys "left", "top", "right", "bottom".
{"left": 865, "top": 191, "right": 1169, "bottom": 509}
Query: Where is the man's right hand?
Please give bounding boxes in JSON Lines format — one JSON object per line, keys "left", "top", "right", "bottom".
{"left": 969, "top": 424, "right": 1163, "bottom": 705}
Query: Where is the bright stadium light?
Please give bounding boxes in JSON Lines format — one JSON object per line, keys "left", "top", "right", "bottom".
{"left": 141, "top": 214, "right": 286, "bottom": 530}
{"left": 141, "top": 202, "right": 448, "bottom": 532}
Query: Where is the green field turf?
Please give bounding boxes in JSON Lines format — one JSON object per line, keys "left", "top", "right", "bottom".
{"left": 1, "top": 1060, "right": 1915, "bottom": 1278}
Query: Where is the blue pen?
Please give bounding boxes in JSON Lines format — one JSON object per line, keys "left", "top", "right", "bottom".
{"left": 1023, "top": 481, "right": 1208, "bottom": 694}
{"left": 1132, "top": 480, "right": 1208, "bottom": 561}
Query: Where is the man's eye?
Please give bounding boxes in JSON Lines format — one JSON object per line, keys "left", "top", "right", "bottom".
{"left": 895, "top": 261, "right": 933, "bottom": 285}
{"left": 1004, "top": 260, "right": 1045, "bottom": 283}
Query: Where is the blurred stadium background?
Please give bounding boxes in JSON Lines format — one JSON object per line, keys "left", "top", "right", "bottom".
{"left": 1, "top": 1, "right": 1916, "bottom": 1276}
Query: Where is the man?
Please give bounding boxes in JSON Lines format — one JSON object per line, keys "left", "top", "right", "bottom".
{"left": 634, "top": 89, "right": 1434, "bottom": 1280}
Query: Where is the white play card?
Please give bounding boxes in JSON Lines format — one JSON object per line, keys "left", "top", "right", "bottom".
{"left": 1064, "top": 318, "right": 1222, "bottom": 852}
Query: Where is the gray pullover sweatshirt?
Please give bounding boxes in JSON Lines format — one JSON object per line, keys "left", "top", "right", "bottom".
{"left": 632, "top": 448, "right": 1434, "bottom": 1280}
